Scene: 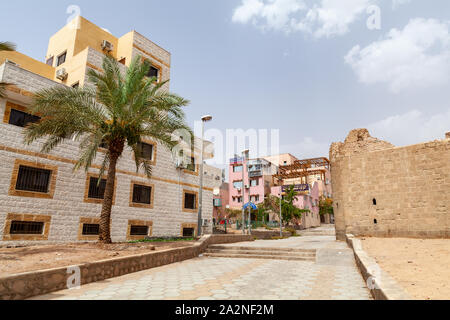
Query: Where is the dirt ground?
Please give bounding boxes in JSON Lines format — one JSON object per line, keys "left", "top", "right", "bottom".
{"left": 0, "top": 241, "right": 196, "bottom": 276}
{"left": 360, "top": 237, "right": 450, "bottom": 300}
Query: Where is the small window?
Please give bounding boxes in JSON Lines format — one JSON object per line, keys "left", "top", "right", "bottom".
{"left": 71, "top": 82, "right": 80, "bottom": 89}
{"left": 132, "top": 184, "right": 152, "bottom": 204}
{"left": 119, "top": 57, "right": 126, "bottom": 65}
{"left": 46, "top": 56, "right": 54, "bottom": 66}
{"left": 88, "top": 177, "right": 107, "bottom": 199}
{"left": 137, "top": 142, "right": 154, "bottom": 161}
{"left": 16, "top": 165, "right": 51, "bottom": 193}
{"left": 374, "top": 219, "right": 378, "bottom": 224}
{"left": 147, "top": 66, "right": 159, "bottom": 79}
{"left": 183, "top": 228, "right": 195, "bottom": 237}
{"left": 130, "top": 225, "right": 149, "bottom": 236}
{"left": 184, "top": 192, "right": 197, "bottom": 210}
{"left": 82, "top": 224, "right": 100, "bottom": 235}
{"left": 56, "top": 51, "right": 67, "bottom": 66}
{"left": 213, "top": 198, "right": 222, "bottom": 207}
{"left": 233, "top": 181, "right": 243, "bottom": 189}
{"left": 8, "top": 109, "right": 40, "bottom": 128}
{"left": 250, "top": 179, "right": 259, "bottom": 187}
{"left": 373, "top": 198, "right": 377, "bottom": 206}
{"left": 233, "top": 165, "right": 243, "bottom": 173}
{"left": 186, "top": 156, "right": 196, "bottom": 172}
{"left": 10, "top": 221, "right": 44, "bottom": 235}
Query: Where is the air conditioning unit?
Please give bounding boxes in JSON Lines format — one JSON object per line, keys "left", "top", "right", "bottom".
{"left": 56, "top": 68, "right": 68, "bottom": 81}
{"left": 101, "top": 40, "right": 114, "bottom": 52}
{"left": 175, "top": 157, "right": 187, "bottom": 169}
{"left": 202, "top": 219, "right": 209, "bottom": 227}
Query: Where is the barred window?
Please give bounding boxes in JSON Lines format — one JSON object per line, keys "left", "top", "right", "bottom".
{"left": 10, "top": 221, "right": 44, "bottom": 235}
{"left": 82, "top": 224, "right": 99, "bottom": 235}
{"left": 132, "top": 184, "right": 152, "bottom": 204}
{"left": 9, "top": 109, "right": 41, "bottom": 128}
{"left": 184, "top": 192, "right": 196, "bottom": 210}
{"left": 130, "top": 225, "right": 149, "bottom": 236}
{"left": 88, "top": 177, "right": 107, "bottom": 199}
{"left": 15, "top": 165, "right": 51, "bottom": 193}
{"left": 183, "top": 228, "right": 195, "bottom": 237}
{"left": 137, "top": 142, "right": 154, "bottom": 161}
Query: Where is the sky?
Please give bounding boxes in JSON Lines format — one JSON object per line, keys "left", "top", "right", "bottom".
{"left": 1, "top": 0, "right": 450, "bottom": 167}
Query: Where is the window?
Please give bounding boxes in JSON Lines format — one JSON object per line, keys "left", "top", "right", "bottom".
{"left": 233, "top": 165, "right": 243, "bottom": 173}
{"left": 250, "top": 195, "right": 260, "bottom": 202}
{"left": 183, "top": 228, "right": 195, "bottom": 237}
{"left": 132, "top": 184, "right": 152, "bottom": 205}
{"left": 186, "top": 156, "right": 196, "bottom": 172}
{"left": 233, "top": 181, "right": 243, "bottom": 189}
{"left": 71, "top": 82, "right": 80, "bottom": 89}
{"left": 16, "top": 165, "right": 51, "bottom": 193}
{"left": 119, "top": 57, "right": 126, "bottom": 65}
{"left": 137, "top": 142, "right": 154, "bottom": 161}
{"left": 213, "top": 199, "right": 222, "bottom": 207}
{"left": 88, "top": 177, "right": 107, "bottom": 199}
{"left": 8, "top": 109, "right": 40, "bottom": 128}
{"left": 46, "top": 56, "right": 54, "bottom": 66}
{"left": 10, "top": 221, "right": 44, "bottom": 235}
{"left": 82, "top": 224, "right": 100, "bottom": 236}
{"left": 373, "top": 198, "right": 377, "bottom": 206}
{"left": 130, "top": 225, "right": 149, "bottom": 236}
{"left": 147, "top": 66, "right": 159, "bottom": 79}
{"left": 184, "top": 192, "right": 197, "bottom": 210}
{"left": 250, "top": 179, "right": 259, "bottom": 187}
{"left": 56, "top": 51, "right": 67, "bottom": 66}
{"left": 234, "top": 196, "right": 243, "bottom": 203}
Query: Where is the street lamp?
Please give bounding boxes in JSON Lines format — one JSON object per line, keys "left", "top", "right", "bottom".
{"left": 241, "top": 149, "right": 249, "bottom": 234}
{"left": 198, "top": 115, "right": 212, "bottom": 237}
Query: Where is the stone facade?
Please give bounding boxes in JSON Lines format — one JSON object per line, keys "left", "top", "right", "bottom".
{"left": 331, "top": 129, "right": 449, "bottom": 240}
{"left": 0, "top": 17, "right": 217, "bottom": 244}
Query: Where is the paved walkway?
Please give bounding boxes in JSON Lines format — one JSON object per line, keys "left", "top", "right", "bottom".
{"left": 32, "top": 226, "right": 371, "bottom": 300}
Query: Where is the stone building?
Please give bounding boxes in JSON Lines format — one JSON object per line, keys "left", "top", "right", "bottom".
{"left": 330, "top": 129, "right": 449, "bottom": 241}
{"left": 0, "top": 16, "right": 216, "bottom": 244}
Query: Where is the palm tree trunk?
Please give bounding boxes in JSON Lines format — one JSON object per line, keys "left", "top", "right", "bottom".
{"left": 99, "top": 152, "right": 119, "bottom": 244}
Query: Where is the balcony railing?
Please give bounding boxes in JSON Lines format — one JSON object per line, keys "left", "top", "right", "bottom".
{"left": 281, "top": 184, "right": 310, "bottom": 193}
{"left": 248, "top": 170, "right": 262, "bottom": 178}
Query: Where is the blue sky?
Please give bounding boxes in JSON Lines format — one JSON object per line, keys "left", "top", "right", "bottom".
{"left": 1, "top": 0, "right": 450, "bottom": 163}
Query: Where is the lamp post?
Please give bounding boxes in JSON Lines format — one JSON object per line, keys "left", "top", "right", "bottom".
{"left": 241, "top": 149, "right": 249, "bottom": 234}
{"left": 198, "top": 115, "right": 212, "bottom": 237}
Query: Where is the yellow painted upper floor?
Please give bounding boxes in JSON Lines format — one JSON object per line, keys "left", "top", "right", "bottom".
{"left": 1, "top": 16, "right": 171, "bottom": 88}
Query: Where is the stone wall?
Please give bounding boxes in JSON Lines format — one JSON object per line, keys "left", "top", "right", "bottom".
{"left": 330, "top": 129, "right": 449, "bottom": 240}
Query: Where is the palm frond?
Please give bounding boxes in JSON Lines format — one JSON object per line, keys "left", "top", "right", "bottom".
{"left": 0, "top": 42, "right": 15, "bottom": 51}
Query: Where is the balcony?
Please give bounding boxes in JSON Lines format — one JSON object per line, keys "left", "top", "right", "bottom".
{"left": 248, "top": 170, "right": 262, "bottom": 178}
{"left": 281, "top": 184, "right": 310, "bottom": 193}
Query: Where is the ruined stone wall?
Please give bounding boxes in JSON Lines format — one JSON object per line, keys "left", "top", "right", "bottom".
{"left": 330, "top": 129, "right": 449, "bottom": 240}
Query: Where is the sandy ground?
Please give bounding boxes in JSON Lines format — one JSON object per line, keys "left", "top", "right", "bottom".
{"left": 0, "top": 241, "right": 196, "bottom": 276}
{"left": 360, "top": 237, "right": 450, "bottom": 300}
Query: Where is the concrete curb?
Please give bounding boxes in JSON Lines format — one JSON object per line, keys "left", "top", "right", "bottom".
{"left": 0, "top": 234, "right": 253, "bottom": 300}
{"left": 346, "top": 234, "right": 412, "bottom": 300}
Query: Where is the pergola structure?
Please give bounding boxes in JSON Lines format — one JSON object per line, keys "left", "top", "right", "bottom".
{"left": 273, "top": 157, "right": 330, "bottom": 185}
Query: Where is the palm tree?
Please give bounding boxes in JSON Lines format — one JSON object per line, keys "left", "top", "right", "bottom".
{"left": 0, "top": 42, "right": 16, "bottom": 98}
{"left": 24, "top": 55, "right": 192, "bottom": 243}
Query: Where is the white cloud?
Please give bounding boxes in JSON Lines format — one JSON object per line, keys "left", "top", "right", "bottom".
{"left": 281, "top": 137, "right": 330, "bottom": 159}
{"left": 292, "top": 0, "right": 372, "bottom": 38}
{"left": 232, "top": 0, "right": 306, "bottom": 33}
{"left": 232, "top": 0, "right": 376, "bottom": 38}
{"left": 367, "top": 109, "right": 450, "bottom": 146}
{"left": 392, "top": 0, "right": 411, "bottom": 10}
{"left": 345, "top": 18, "right": 450, "bottom": 92}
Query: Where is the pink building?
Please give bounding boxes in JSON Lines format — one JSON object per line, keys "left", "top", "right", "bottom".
{"left": 228, "top": 157, "right": 277, "bottom": 210}
{"left": 213, "top": 183, "right": 229, "bottom": 221}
